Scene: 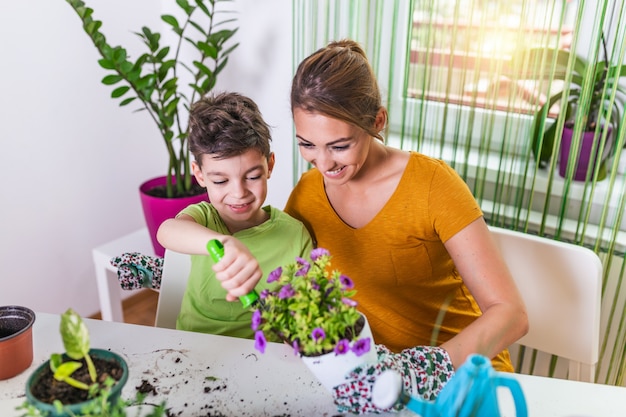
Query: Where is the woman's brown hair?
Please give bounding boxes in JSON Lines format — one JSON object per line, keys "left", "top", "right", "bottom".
{"left": 291, "top": 39, "right": 385, "bottom": 140}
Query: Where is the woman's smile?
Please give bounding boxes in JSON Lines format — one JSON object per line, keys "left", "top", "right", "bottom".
{"left": 323, "top": 165, "right": 347, "bottom": 178}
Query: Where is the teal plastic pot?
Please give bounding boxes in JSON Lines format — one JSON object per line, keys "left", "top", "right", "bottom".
{"left": 25, "top": 349, "right": 129, "bottom": 417}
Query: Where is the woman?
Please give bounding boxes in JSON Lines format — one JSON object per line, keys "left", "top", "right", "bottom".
{"left": 284, "top": 40, "right": 528, "bottom": 413}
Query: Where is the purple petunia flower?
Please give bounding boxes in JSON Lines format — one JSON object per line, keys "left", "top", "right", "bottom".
{"left": 267, "top": 266, "right": 282, "bottom": 283}
{"left": 310, "top": 248, "right": 330, "bottom": 261}
{"left": 339, "top": 274, "right": 354, "bottom": 290}
{"left": 278, "top": 284, "right": 295, "bottom": 299}
{"left": 334, "top": 339, "right": 350, "bottom": 356}
{"left": 251, "top": 310, "right": 262, "bottom": 331}
{"left": 351, "top": 337, "right": 371, "bottom": 357}
{"left": 342, "top": 297, "right": 357, "bottom": 307}
{"left": 295, "top": 257, "right": 310, "bottom": 276}
{"left": 259, "top": 289, "right": 270, "bottom": 299}
{"left": 254, "top": 331, "right": 267, "bottom": 353}
{"left": 292, "top": 340, "right": 300, "bottom": 356}
{"left": 311, "top": 327, "right": 326, "bottom": 342}
{"left": 311, "top": 280, "right": 320, "bottom": 290}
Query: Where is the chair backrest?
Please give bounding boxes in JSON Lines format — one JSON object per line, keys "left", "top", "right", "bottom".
{"left": 154, "top": 249, "right": 192, "bottom": 329}
{"left": 489, "top": 226, "right": 602, "bottom": 382}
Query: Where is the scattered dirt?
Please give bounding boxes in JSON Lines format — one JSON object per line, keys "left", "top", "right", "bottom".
{"left": 136, "top": 379, "right": 158, "bottom": 395}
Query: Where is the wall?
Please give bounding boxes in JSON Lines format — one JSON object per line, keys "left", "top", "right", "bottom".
{"left": 0, "top": 0, "right": 294, "bottom": 317}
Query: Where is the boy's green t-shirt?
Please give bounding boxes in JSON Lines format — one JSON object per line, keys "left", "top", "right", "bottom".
{"left": 176, "top": 202, "right": 313, "bottom": 338}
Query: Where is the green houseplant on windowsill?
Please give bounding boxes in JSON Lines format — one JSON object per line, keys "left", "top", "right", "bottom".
{"left": 65, "top": 0, "right": 239, "bottom": 255}
{"left": 512, "top": 38, "right": 626, "bottom": 181}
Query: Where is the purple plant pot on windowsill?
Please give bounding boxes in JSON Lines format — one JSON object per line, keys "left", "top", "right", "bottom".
{"left": 559, "top": 126, "right": 611, "bottom": 181}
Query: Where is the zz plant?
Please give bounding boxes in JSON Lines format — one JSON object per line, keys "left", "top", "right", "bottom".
{"left": 65, "top": 0, "right": 239, "bottom": 198}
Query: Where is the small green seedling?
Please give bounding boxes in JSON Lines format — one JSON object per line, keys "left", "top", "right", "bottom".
{"left": 50, "top": 308, "right": 97, "bottom": 390}
{"left": 18, "top": 308, "right": 169, "bottom": 417}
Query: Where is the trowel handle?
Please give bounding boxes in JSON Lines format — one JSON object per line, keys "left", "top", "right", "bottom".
{"left": 206, "top": 239, "right": 260, "bottom": 309}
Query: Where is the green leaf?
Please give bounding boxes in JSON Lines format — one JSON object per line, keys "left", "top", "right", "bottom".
{"left": 214, "top": 58, "right": 229, "bottom": 77}
{"left": 155, "top": 46, "right": 170, "bottom": 61}
{"left": 161, "top": 14, "right": 180, "bottom": 31}
{"left": 194, "top": 0, "right": 211, "bottom": 17}
{"left": 60, "top": 309, "right": 90, "bottom": 361}
{"left": 120, "top": 61, "right": 134, "bottom": 74}
{"left": 98, "top": 58, "right": 115, "bottom": 70}
{"left": 112, "top": 47, "right": 128, "bottom": 64}
{"left": 220, "top": 43, "right": 239, "bottom": 59}
{"left": 210, "top": 29, "right": 237, "bottom": 45}
{"left": 196, "top": 41, "right": 218, "bottom": 59}
{"left": 111, "top": 86, "right": 130, "bottom": 98}
{"left": 164, "top": 98, "right": 179, "bottom": 117}
{"left": 158, "top": 61, "right": 176, "bottom": 81}
{"left": 49, "top": 353, "right": 63, "bottom": 372}
{"left": 101, "top": 74, "right": 123, "bottom": 85}
{"left": 119, "top": 96, "right": 137, "bottom": 106}
{"left": 135, "top": 75, "right": 153, "bottom": 91}
{"left": 53, "top": 361, "right": 90, "bottom": 390}
{"left": 176, "top": 0, "right": 193, "bottom": 15}
{"left": 200, "top": 76, "right": 216, "bottom": 92}
{"left": 193, "top": 61, "right": 214, "bottom": 77}
{"left": 161, "top": 77, "right": 178, "bottom": 91}
{"left": 189, "top": 21, "right": 207, "bottom": 37}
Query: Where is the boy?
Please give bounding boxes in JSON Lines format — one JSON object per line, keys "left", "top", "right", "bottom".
{"left": 157, "top": 92, "right": 313, "bottom": 337}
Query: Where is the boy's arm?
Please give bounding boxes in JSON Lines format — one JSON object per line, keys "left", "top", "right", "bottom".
{"left": 157, "top": 215, "right": 263, "bottom": 302}
{"left": 157, "top": 215, "right": 224, "bottom": 254}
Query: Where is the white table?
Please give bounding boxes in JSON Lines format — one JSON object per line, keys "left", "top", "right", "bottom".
{"left": 92, "top": 229, "right": 155, "bottom": 322}
{"left": 2, "top": 313, "right": 626, "bottom": 417}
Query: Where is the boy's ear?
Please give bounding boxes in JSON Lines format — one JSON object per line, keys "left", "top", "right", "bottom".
{"left": 191, "top": 160, "right": 206, "bottom": 186}
{"left": 267, "top": 152, "right": 276, "bottom": 178}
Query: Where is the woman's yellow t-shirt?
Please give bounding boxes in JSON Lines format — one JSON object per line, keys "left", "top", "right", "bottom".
{"left": 285, "top": 151, "right": 513, "bottom": 372}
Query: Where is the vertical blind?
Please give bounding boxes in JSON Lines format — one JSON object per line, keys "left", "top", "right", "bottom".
{"left": 292, "top": 0, "right": 626, "bottom": 385}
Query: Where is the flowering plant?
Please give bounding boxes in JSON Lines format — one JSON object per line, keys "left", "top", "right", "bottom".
{"left": 251, "top": 248, "right": 371, "bottom": 357}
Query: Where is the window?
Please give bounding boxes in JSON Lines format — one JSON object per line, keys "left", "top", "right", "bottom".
{"left": 408, "top": 0, "right": 575, "bottom": 114}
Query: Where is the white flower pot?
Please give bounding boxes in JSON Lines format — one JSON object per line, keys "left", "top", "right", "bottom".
{"left": 300, "top": 314, "right": 377, "bottom": 391}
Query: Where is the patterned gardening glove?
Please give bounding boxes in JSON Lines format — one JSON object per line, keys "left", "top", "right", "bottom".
{"left": 110, "top": 252, "right": 163, "bottom": 290}
{"left": 332, "top": 344, "right": 454, "bottom": 415}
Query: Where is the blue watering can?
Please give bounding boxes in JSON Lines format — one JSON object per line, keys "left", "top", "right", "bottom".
{"left": 372, "top": 354, "right": 528, "bottom": 417}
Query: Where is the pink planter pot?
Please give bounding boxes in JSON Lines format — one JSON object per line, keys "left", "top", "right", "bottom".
{"left": 139, "top": 176, "right": 208, "bottom": 257}
{"left": 0, "top": 306, "right": 35, "bottom": 380}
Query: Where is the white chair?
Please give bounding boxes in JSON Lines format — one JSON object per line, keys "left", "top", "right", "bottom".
{"left": 489, "top": 226, "right": 602, "bottom": 382}
{"left": 154, "top": 249, "right": 192, "bottom": 329}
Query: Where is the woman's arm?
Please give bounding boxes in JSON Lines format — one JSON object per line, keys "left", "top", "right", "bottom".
{"left": 440, "top": 217, "right": 529, "bottom": 369}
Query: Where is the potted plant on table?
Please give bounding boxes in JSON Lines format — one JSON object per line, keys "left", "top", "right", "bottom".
{"left": 21, "top": 308, "right": 128, "bottom": 416}
{"left": 20, "top": 309, "right": 166, "bottom": 417}
{"left": 251, "top": 248, "right": 376, "bottom": 391}
{"left": 512, "top": 36, "right": 626, "bottom": 181}
{"left": 65, "top": 0, "right": 239, "bottom": 256}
